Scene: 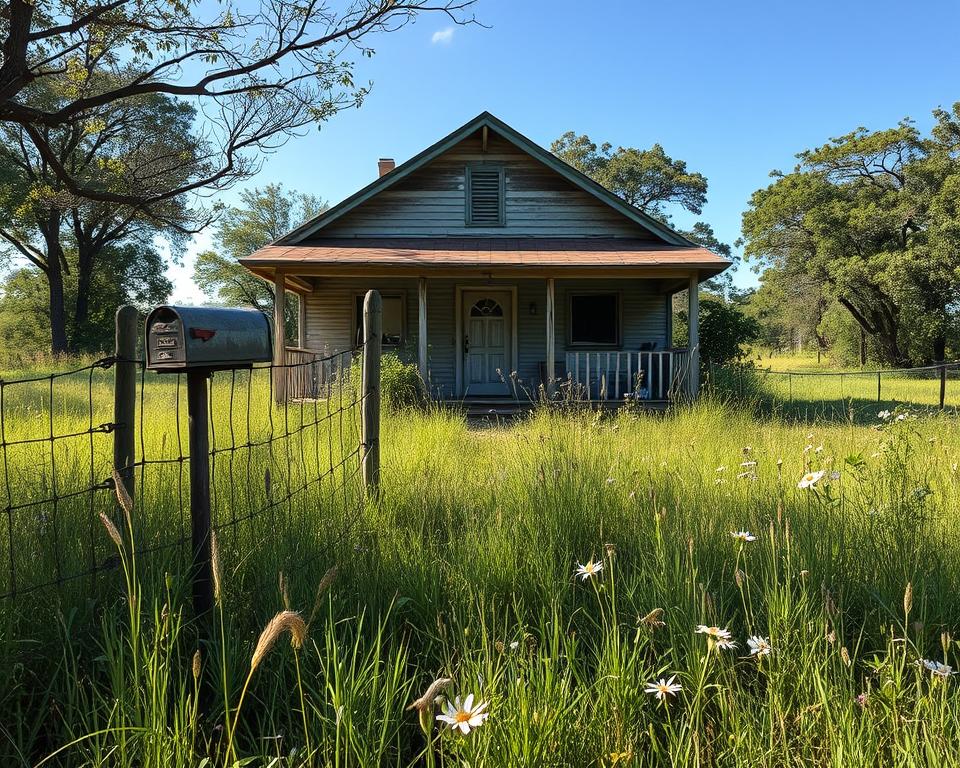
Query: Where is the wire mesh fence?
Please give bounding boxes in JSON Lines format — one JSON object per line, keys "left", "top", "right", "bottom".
{"left": 708, "top": 360, "right": 960, "bottom": 420}
{"left": 0, "top": 346, "right": 366, "bottom": 603}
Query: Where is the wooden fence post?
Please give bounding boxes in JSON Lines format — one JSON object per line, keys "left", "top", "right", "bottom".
{"left": 361, "top": 290, "right": 382, "bottom": 496}
{"left": 113, "top": 306, "right": 138, "bottom": 507}
{"left": 940, "top": 364, "right": 947, "bottom": 410}
{"left": 186, "top": 370, "right": 214, "bottom": 620}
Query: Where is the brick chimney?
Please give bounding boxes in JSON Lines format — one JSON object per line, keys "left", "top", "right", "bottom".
{"left": 378, "top": 158, "right": 395, "bottom": 178}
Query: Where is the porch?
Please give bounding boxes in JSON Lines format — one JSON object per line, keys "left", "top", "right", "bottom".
{"left": 270, "top": 271, "right": 702, "bottom": 405}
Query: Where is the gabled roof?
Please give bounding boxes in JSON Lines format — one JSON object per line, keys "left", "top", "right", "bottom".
{"left": 277, "top": 111, "right": 698, "bottom": 247}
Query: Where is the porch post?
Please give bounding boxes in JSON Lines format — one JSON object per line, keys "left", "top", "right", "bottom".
{"left": 546, "top": 277, "right": 556, "bottom": 398}
{"left": 418, "top": 277, "right": 428, "bottom": 390}
{"left": 297, "top": 293, "right": 307, "bottom": 348}
{"left": 687, "top": 271, "right": 700, "bottom": 397}
{"left": 273, "top": 269, "right": 287, "bottom": 401}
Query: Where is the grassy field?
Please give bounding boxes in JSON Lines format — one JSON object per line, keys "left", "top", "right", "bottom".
{"left": 711, "top": 354, "right": 958, "bottom": 422}
{"left": 2, "top": 360, "right": 960, "bottom": 766}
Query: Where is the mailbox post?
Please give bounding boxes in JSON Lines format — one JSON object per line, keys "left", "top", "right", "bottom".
{"left": 145, "top": 306, "right": 272, "bottom": 621}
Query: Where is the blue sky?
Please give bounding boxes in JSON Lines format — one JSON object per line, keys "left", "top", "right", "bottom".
{"left": 170, "top": 0, "right": 960, "bottom": 301}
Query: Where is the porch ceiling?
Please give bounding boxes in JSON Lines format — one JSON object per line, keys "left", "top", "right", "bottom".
{"left": 240, "top": 238, "right": 730, "bottom": 280}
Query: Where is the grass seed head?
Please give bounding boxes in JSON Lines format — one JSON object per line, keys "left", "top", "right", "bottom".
{"left": 308, "top": 565, "right": 339, "bottom": 626}
{"left": 192, "top": 649, "right": 202, "bottom": 681}
{"left": 407, "top": 676, "right": 453, "bottom": 712}
{"left": 640, "top": 608, "right": 665, "bottom": 628}
{"left": 251, "top": 611, "right": 307, "bottom": 672}
{"left": 111, "top": 470, "right": 134, "bottom": 534}
{"left": 98, "top": 512, "right": 123, "bottom": 549}
{"left": 211, "top": 530, "right": 223, "bottom": 605}
{"left": 903, "top": 581, "right": 913, "bottom": 618}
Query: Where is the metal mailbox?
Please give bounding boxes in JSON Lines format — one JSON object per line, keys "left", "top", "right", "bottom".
{"left": 145, "top": 305, "right": 272, "bottom": 371}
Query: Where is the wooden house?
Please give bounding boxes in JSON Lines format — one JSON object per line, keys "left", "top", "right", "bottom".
{"left": 240, "top": 112, "right": 730, "bottom": 404}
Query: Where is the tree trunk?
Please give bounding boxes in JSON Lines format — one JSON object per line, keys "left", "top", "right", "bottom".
{"left": 41, "top": 215, "right": 69, "bottom": 355}
{"left": 47, "top": 250, "right": 68, "bottom": 355}
{"left": 933, "top": 336, "right": 947, "bottom": 365}
{"left": 72, "top": 242, "right": 94, "bottom": 350}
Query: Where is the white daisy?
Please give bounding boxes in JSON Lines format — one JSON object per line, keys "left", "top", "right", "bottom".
{"left": 575, "top": 559, "right": 603, "bottom": 581}
{"left": 696, "top": 625, "right": 732, "bottom": 641}
{"left": 921, "top": 659, "right": 955, "bottom": 679}
{"left": 878, "top": 410, "right": 892, "bottom": 420}
{"left": 436, "top": 694, "right": 489, "bottom": 735}
{"left": 731, "top": 530, "right": 757, "bottom": 543}
{"left": 644, "top": 675, "right": 682, "bottom": 700}
{"left": 797, "top": 470, "right": 826, "bottom": 490}
{"left": 747, "top": 635, "right": 771, "bottom": 656}
{"left": 715, "top": 638, "right": 738, "bottom": 651}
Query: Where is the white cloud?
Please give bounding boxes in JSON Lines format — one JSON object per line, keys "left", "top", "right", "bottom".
{"left": 431, "top": 27, "right": 454, "bottom": 45}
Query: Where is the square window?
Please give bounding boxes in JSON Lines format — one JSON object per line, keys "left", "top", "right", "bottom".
{"left": 355, "top": 294, "right": 404, "bottom": 347}
{"left": 569, "top": 293, "right": 619, "bottom": 346}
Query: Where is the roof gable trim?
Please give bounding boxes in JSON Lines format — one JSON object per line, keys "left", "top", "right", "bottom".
{"left": 280, "top": 112, "right": 694, "bottom": 247}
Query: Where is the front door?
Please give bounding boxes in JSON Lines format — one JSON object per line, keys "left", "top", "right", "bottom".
{"left": 463, "top": 290, "right": 511, "bottom": 396}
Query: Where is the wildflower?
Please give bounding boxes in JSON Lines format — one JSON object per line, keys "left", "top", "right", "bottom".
{"left": 740, "top": 460, "right": 757, "bottom": 468}
{"left": 804, "top": 444, "right": 814, "bottom": 453}
{"left": 606, "top": 477, "right": 615, "bottom": 485}
{"left": 509, "top": 640, "right": 519, "bottom": 651}
{"left": 829, "top": 470, "right": 841, "bottom": 481}
{"left": 878, "top": 410, "right": 892, "bottom": 420}
{"left": 716, "top": 465, "right": 727, "bottom": 472}
{"left": 815, "top": 445, "right": 824, "bottom": 454}
{"left": 436, "top": 694, "right": 489, "bottom": 734}
{"left": 736, "top": 471, "right": 757, "bottom": 481}
{"left": 731, "top": 530, "right": 757, "bottom": 543}
{"left": 797, "top": 470, "right": 826, "bottom": 490}
{"left": 921, "top": 659, "right": 955, "bottom": 679}
{"left": 575, "top": 559, "right": 603, "bottom": 581}
{"left": 747, "top": 635, "right": 771, "bottom": 656}
{"left": 715, "top": 638, "right": 738, "bottom": 651}
{"left": 855, "top": 693, "right": 868, "bottom": 708}
{"left": 895, "top": 413, "right": 908, "bottom": 422}
{"left": 644, "top": 675, "right": 682, "bottom": 701}
{"left": 696, "top": 625, "right": 732, "bottom": 641}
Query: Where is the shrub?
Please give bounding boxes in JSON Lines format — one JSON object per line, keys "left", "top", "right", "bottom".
{"left": 352, "top": 351, "right": 427, "bottom": 411}
{"left": 675, "top": 293, "right": 760, "bottom": 365}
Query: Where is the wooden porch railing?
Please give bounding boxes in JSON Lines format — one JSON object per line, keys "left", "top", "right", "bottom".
{"left": 283, "top": 346, "right": 355, "bottom": 400}
{"left": 563, "top": 349, "right": 690, "bottom": 401}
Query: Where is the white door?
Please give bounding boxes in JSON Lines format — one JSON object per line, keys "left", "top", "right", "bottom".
{"left": 463, "top": 291, "right": 511, "bottom": 396}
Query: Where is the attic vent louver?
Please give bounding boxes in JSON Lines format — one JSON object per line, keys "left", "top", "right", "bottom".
{"left": 466, "top": 166, "right": 504, "bottom": 226}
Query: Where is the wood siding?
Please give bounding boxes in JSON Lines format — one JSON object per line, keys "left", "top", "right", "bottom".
{"left": 317, "top": 131, "right": 656, "bottom": 239}
{"left": 303, "top": 277, "right": 669, "bottom": 398}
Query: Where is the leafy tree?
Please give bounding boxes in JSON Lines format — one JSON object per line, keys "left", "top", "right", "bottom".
{"left": 552, "top": 131, "right": 735, "bottom": 292}
{"left": 552, "top": 133, "right": 708, "bottom": 217}
{"left": 0, "top": 60, "right": 201, "bottom": 353}
{"left": 0, "top": 242, "right": 171, "bottom": 358}
{"left": 741, "top": 105, "right": 960, "bottom": 366}
{"left": 674, "top": 294, "right": 760, "bottom": 365}
{"left": 0, "top": 0, "right": 476, "bottom": 206}
{"left": 193, "top": 185, "right": 326, "bottom": 339}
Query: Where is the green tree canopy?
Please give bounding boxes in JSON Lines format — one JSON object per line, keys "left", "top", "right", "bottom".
{"left": 551, "top": 131, "right": 734, "bottom": 292}
{"left": 193, "top": 185, "right": 326, "bottom": 339}
{"left": 0, "top": 60, "right": 203, "bottom": 354}
{"left": 1, "top": 0, "right": 476, "bottom": 206}
{"left": 741, "top": 104, "right": 960, "bottom": 366}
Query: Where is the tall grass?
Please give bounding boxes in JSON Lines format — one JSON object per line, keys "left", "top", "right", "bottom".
{"left": 1, "top": 369, "right": 959, "bottom": 764}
